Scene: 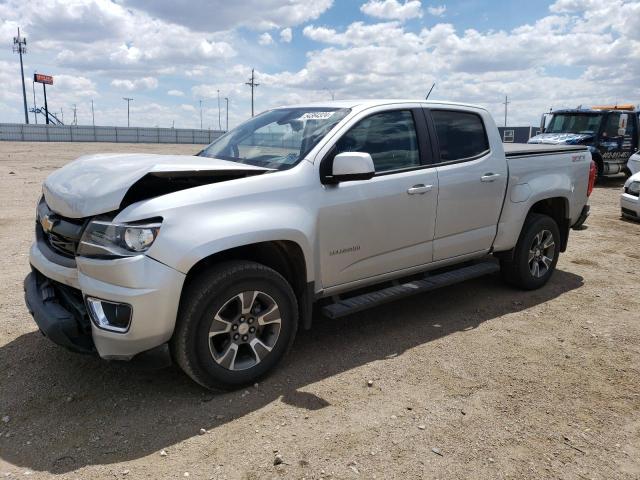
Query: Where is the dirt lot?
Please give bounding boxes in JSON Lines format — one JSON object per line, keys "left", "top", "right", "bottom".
{"left": 0, "top": 141, "right": 638, "bottom": 479}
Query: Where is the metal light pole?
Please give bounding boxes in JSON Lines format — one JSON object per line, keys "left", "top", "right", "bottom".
{"left": 13, "top": 28, "right": 29, "bottom": 124}
{"left": 199, "top": 99, "right": 203, "bottom": 130}
{"left": 31, "top": 76, "right": 37, "bottom": 124}
{"left": 217, "top": 90, "right": 221, "bottom": 131}
{"left": 224, "top": 97, "right": 229, "bottom": 131}
{"left": 91, "top": 100, "right": 95, "bottom": 126}
{"left": 123, "top": 97, "right": 133, "bottom": 127}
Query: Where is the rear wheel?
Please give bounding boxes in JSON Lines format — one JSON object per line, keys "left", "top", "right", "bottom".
{"left": 500, "top": 213, "right": 560, "bottom": 290}
{"left": 171, "top": 261, "right": 298, "bottom": 391}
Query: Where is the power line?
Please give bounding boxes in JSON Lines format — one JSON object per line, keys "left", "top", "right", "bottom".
{"left": 245, "top": 68, "right": 259, "bottom": 117}
{"left": 13, "top": 28, "right": 29, "bottom": 124}
{"left": 123, "top": 97, "right": 133, "bottom": 127}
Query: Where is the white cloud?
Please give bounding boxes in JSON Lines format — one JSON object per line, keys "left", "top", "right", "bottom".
{"left": 427, "top": 5, "right": 446, "bottom": 17}
{"left": 360, "top": 0, "right": 423, "bottom": 21}
{"left": 0, "top": 0, "right": 236, "bottom": 74}
{"left": 54, "top": 75, "right": 98, "bottom": 97}
{"left": 280, "top": 27, "right": 293, "bottom": 43}
{"left": 282, "top": 3, "right": 640, "bottom": 125}
{"left": 119, "top": 0, "right": 334, "bottom": 31}
{"left": 258, "top": 33, "right": 274, "bottom": 45}
{"left": 111, "top": 77, "right": 159, "bottom": 91}
{"left": 167, "top": 89, "right": 185, "bottom": 97}
{"left": 1, "top": 0, "right": 640, "bottom": 128}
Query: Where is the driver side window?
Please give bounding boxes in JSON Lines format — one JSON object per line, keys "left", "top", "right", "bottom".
{"left": 602, "top": 114, "right": 621, "bottom": 138}
{"left": 335, "top": 110, "right": 420, "bottom": 173}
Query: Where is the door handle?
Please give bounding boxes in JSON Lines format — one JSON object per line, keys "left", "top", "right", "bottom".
{"left": 407, "top": 184, "right": 433, "bottom": 195}
{"left": 481, "top": 173, "right": 501, "bottom": 182}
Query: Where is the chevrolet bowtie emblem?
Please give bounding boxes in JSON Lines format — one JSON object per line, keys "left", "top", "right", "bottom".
{"left": 40, "top": 214, "right": 54, "bottom": 233}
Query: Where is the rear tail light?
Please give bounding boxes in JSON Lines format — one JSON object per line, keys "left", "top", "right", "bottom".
{"left": 587, "top": 160, "right": 597, "bottom": 197}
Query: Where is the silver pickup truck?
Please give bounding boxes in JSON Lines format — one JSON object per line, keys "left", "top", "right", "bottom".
{"left": 25, "top": 100, "right": 595, "bottom": 390}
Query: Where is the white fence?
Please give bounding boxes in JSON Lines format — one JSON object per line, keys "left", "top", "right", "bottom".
{"left": 0, "top": 123, "right": 224, "bottom": 144}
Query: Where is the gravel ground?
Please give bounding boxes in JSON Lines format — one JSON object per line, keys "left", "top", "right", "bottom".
{"left": 0, "top": 141, "right": 638, "bottom": 479}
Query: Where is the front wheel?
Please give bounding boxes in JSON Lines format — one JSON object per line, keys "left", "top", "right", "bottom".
{"left": 500, "top": 213, "right": 560, "bottom": 290}
{"left": 171, "top": 261, "right": 298, "bottom": 391}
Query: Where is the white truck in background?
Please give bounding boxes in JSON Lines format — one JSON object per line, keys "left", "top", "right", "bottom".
{"left": 25, "top": 100, "right": 595, "bottom": 390}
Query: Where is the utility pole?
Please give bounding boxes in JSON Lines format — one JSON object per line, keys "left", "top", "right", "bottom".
{"left": 31, "top": 76, "right": 37, "bottom": 124}
{"left": 91, "top": 99, "right": 95, "bottom": 126}
{"left": 503, "top": 95, "right": 510, "bottom": 127}
{"left": 224, "top": 97, "right": 229, "bottom": 131}
{"left": 245, "top": 68, "right": 259, "bottom": 117}
{"left": 13, "top": 28, "right": 29, "bottom": 124}
{"left": 123, "top": 97, "right": 133, "bottom": 127}
{"left": 217, "top": 90, "right": 221, "bottom": 130}
{"left": 199, "top": 99, "right": 203, "bottom": 130}
{"left": 72, "top": 104, "right": 77, "bottom": 125}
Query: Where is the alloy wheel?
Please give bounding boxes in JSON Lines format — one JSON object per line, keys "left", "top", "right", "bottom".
{"left": 528, "top": 229, "right": 555, "bottom": 278}
{"left": 208, "top": 290, "right": 282, "bottom": 371}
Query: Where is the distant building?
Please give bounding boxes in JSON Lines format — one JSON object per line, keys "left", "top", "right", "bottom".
{"left": 498, "top": 126, "right": 540, "bottom": 143}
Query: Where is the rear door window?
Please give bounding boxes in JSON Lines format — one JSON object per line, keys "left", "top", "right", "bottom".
{"left": 430, "top": 110, "right": 490, "bottom": 162}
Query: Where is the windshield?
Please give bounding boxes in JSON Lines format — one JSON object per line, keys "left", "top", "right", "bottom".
{"left": 546, "top": 113, "right": 603, "bottom": 134}
{"left": 198, "top": 107, "right": 351, "bottom": 170}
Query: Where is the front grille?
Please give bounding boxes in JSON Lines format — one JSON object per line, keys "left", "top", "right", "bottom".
{"left": 36, "top": 199, "right": 87, "bottom": 258}
{"left": 46, "top": 231, "right": 78, "bottom": 257}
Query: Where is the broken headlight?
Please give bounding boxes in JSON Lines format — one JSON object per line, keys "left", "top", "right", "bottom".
{"left": 78, "top": 218, "right": 162, "bottom": 257}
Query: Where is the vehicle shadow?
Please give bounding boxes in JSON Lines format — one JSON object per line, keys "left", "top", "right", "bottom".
{"left": 0, "top": 270, "right": 583, "bottom": 473}
{"left": 596, "top": 175, "right": 626, "bottom": 190}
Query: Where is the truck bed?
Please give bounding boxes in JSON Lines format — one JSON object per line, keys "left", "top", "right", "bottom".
{"left": 503, "top": 143, "right": 588, "bottom": 157}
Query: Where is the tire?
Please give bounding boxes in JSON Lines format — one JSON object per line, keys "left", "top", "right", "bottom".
{"left": 170, "top": 260, "right": 298, "bottom": 391}
{"left": 500, "top": 213, "right": 560, "bottom": 290}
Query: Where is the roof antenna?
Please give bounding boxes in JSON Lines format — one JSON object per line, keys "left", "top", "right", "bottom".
{"left": 425, "top": 83, "right": 436, "bottom": 100}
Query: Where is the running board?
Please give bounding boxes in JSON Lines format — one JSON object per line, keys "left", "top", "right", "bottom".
{"left": 321, "top": 261, "right": 500, "bottom": 319}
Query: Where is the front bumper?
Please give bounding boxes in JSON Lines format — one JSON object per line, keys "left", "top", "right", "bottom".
{"left": 26, "top": 241, "right": 186, "bottom": 360}
{"left": 24, "top": 269, "right": 94, "bottom": 353}
{"left": 621, "top": 193, "right": 640, "bottom": 221}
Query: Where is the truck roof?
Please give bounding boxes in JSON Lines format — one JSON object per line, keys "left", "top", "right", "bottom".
{"left": 276, "top": 99, "right": 488, "bottom": 112}
{"left": 553, "top": 107, "right": 636, "bottom": 114}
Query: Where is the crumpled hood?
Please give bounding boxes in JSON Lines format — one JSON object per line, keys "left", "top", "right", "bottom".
{"left": 43, "top": 153, "right": 269, "bottom": 218}
{"left": 528, "top": 132, "right": 594, "bottom": 145}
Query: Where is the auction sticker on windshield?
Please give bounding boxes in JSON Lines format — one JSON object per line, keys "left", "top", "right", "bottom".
{"left": 300, "top": 112, "right": 335, "bottom": 120}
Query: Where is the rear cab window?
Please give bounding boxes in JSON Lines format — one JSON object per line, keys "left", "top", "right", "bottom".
{"left": 429, "top": 110, "right": 490, "bottom": 163}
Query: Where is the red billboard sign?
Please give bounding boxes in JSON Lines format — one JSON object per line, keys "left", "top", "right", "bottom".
{"left": 34, "top": 73, "right": 53, "bottom": 85}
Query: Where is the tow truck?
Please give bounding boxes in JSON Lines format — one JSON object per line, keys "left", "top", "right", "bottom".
{"left": 529, "top": 104, "right": 639, "bottom": 179}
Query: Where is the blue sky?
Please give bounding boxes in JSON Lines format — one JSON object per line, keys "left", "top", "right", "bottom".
{"left": 0, "top": 0, "right": 638, "bottom": 128}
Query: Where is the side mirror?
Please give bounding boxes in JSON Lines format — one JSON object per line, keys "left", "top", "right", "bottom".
{"left": 324, "top": 152, "right": 375, "bottom": 184}
{"left": 539, "top": 113, "right": 548, "bottom": 133}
